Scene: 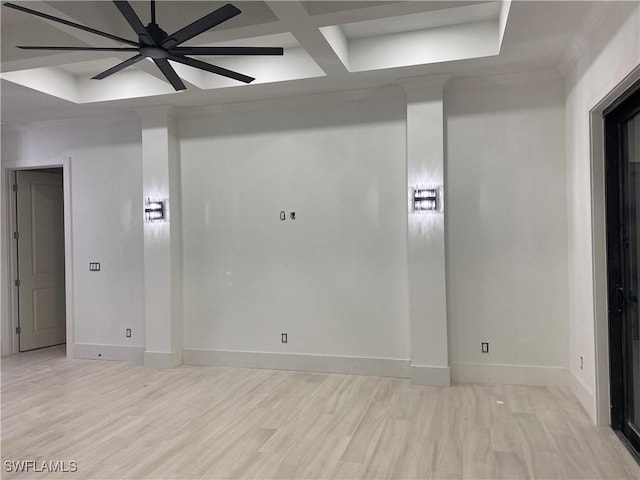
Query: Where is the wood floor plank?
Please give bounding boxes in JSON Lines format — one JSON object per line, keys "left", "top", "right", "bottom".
{"left": 362, "top": 418, "right": 408, "bottom": 479}
{"left": 493, "top": 451, "right": 530, "bottom": 480}
{"left": 327, "top": 375, "right": 381, "bottom": 436}
{"left": 432, "top": 387, "right": 464, "bottom": 477}
{"left": 462, "top": 426, "right": 495, "bottom": 479}
{"left": 2, "top": 346, "right": 639, "bottom": 479}
{"left": 570, "top": 425, "right": 640, "bottom": 480}
{"left": 332, "top": 460, "right": 368, "bottom": 479}
{"left": 514, "top": 412, "right": 568, "bottom": 480}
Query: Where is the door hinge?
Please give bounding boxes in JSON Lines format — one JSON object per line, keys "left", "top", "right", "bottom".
{"left": 15, "top": 326, "right": 21, "bottom": 335}
{"left": 14, "top": 279, "right": 20, "bottom": 287}
{"left": 13, "top": 231, "right": 18, "bottom": 240}
{"left": 12, "top": 184, "right": 17, "bottom": 192}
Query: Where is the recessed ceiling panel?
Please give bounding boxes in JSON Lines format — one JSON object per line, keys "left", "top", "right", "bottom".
{"left": 340, "top": 2, "right": 501, "bottom": 38}
{"left": 301, "top": 1, "right": 399, "bottom": 17}
{"left": 347, "top": 20, "right": 500, "bottom": 72}
{"left": 320, "top": 1, "right": 509, "bottom": 73}
{"left": 37, "top": 1, "right": 129, "bottom": 40}
{"left": 2, "top": 31, "right": 324, "bottom": 103}
{"left": 1, "top": 20, "right": 94, "bottom": 66}
{"left": 77, "top": 69, "right": 177, "bottom": 103}
{"left": 58, "top": 58, "right": 129, "bottom": 77}
{"left": 197, "top": 32, "right": 301, "bottom": 53}
{"left": 43, "top": 1, "right": 279, "bottom": 40}
{"left": 188, "top": 34, "right": 324, "bottom": 89}
{"left": 0, "top": 5, "right": 30, "bottom": 27}
{"left": 197, "top": 46, "right": 325, "bottom": 90}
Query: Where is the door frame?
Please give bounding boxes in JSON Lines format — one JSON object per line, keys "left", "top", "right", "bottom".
{"left": 603, "top": 80, "right": 640, "bottom": 454}
{"left": 2, "top": 157, "right": 74, "bottom": 359}
{"left": 592, "top": 65, "right": 640, "bottom": 427}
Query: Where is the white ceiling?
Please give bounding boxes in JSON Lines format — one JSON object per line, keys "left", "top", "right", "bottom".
{"left": 339, "top": 2, "right": 500, "bottom": 38}
{"left": 0, "top": 1, "right": 613, "bottom": 124}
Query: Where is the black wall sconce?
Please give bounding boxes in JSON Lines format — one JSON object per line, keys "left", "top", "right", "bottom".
{"left": 413, "top": 188, "right": 438, "bottom": 211}
{"left": 144, "top": 198, "right": 166, "bottom": 222}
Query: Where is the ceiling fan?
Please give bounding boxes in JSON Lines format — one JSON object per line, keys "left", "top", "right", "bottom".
{"left": 3, "top": 1, "right": 284, "bottom": 91}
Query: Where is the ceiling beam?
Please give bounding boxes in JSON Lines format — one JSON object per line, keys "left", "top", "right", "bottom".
{"left": 265, "top": 1, "right": 348, "bottom": 76}
{"left": 308, "top": 1, "right": 487, "bottom": 27}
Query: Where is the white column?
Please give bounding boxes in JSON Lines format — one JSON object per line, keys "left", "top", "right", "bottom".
{"left": 399, "top": 75, "right": 451, "bottom": 386}
{"left": 139, "top": 106, "right": 182, "bottom": 368}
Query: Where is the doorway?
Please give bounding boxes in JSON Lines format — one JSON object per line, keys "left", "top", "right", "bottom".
{"left": 605, "top": 81, "right": 640, "bottom": 459}
{"left": 14, "top": 169, "right": 66, "bottom": 351}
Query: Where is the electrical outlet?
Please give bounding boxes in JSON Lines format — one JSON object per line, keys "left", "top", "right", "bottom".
{"left": 126, "top": 328, "right": 132, "bottom": 338}
{"left": 281, "top": 333, "right": 287, "bottom": 343}
{"left": 580, "top": 356, "right": 584, "bottom": 370}
{"left": 481, "top": 342, "right": 489, "bottom": 354}
{"left": 89, "top": 262, "right": 101, "bottom": 271}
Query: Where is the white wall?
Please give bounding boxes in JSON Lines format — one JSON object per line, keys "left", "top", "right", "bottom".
{"left": 2, "top": 81, "right": 571, "bottom": 381}
{"left": 1, "top": 76, "right": 574, "bottom": 387}
{"left": 565, "top": 1, "right": 640, "bottom": 421}
{"left": 1, "top": 116, "right": 145, "bottom": 354}
{"left": 179, "top": 81, "right": 570, "bottom": 381}
{"left": 179, "top": 92, "right": 411, "bottom": 361}
{"left": 446, "top": 80, "right": 569, "bottom": 374}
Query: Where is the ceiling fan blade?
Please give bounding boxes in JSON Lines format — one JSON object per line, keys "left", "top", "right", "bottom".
{"left": 153, "top": 58, "right": 186, "bottom": 91}
{"left": 168, "top": 54, "right": 254, "bottom": 84}
{"left": 3, "top": 2, "right": 138, "bottom": 47}
{"left": 113, "top": 1, "right": 155, "bottom": 46}
{"left": 169, "top": 46, "right": 284, "bottom": 56}
{"left": 161, "top": 4, "right": 241, "bottom": 49}
{"left": 17, "top": 46, "right": 139, "bottom": 52}
{"left": 92, "top": 53, "right": 144, "bottom": 80}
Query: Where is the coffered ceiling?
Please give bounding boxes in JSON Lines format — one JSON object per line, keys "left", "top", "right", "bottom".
{"left": 0, "top": 1, "right": 614, "bottom": 123}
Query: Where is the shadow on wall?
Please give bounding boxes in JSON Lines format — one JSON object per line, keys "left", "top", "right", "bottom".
{"left": 178, "top": 88, "right": 407, "bottom": 140}
{"left": 445, "top": 81, "right": 564, "bottom": 116}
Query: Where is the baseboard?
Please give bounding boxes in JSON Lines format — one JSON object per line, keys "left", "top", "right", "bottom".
{"left": 569, "top": 369, "right": 596, "bottom": 421}
{"left": 144, "top": 350, "right": 182, "bottom": 369}
{"left": 451, "top": 362, "right": 568, "bottom": 386}
{"left": 74, "top": 343, "right": 144, "bottom": 364}
{"left": 410, "top": 364, "right": 451, "bottom": 386}
{"left": 182, "top": 348, "right": 410, "bottom": 378}
{"left": 71, "top": 345, "right": 572, "bottom": 389}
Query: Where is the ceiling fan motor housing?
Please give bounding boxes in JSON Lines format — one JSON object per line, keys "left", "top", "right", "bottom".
{"left": 140, "top": 46, "right": 169, "bottom": 59}
{"left": 144, "top": 22, "right": 167, "bottom": 45}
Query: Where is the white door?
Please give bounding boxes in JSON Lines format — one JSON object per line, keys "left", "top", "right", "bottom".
{"left": 16, "top": 170, "right": 66, "bottom": 351}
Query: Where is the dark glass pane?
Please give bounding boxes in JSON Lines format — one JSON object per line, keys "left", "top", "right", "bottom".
{"left": 627, "top": 113, "right": 640, "bottom": 430}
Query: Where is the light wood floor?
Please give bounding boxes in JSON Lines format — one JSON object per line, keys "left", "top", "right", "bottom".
{"left": 1, "top": 346, "right": 638, "bottom": 480}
